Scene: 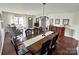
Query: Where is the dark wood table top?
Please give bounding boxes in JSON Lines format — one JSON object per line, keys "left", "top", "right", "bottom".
{"left": 15, "top": 31, "right": 58, "bottom": 54}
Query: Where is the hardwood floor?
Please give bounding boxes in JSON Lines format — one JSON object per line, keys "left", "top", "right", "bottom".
{"left": 2, "top": 32, "right": 78, "bottom": 55}
{"left": 2, "top": 32, "right": 16, "bottom": 55}
{"left": 50, "top": 36, "right": 78, "bottom": 55}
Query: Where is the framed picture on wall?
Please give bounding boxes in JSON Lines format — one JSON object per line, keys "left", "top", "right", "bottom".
{"left": 55, "top": 19, "right": 60, "bottom": 24}
{"left": 63, "top": 19, "right": 69, "bottom": 25}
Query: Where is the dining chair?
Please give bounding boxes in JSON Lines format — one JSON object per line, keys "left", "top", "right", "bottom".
{"left": 39, "top": 27, "right": 43, "bottom": 34}
{"left": 47, "top": 34, "right": 59, "bottom": 55}
{"left": 11, "top": 37, "right": 30, "bottom": 55}
{"left": 33, "top": 28, "right": 39, "bottom": 36}
{"left": 50, "top": 26, "right": 56, "bottom": 33}
{"left": 50, "top": 34, "right": 59, "bottom": 49}
{"left": 25, "top": 29, "right": 32, "bottom": 39}
{"left": 10, "top": 26, "right": 22, "bottom": 38}
{"left": 40, "top": 40, "right": 52, "bottom": 55}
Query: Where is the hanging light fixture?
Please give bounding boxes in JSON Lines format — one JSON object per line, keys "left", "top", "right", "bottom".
{"left": 39, "top": 3, "right": 49, "bottom": 19}
{"left": 42, "top": 3, "right": 47, "bottom": 36}
{"left": 42, "top": 4, "right": 46, "bottom": 16}
{"left": 43, "top": 3, "right": 49, "bottom": 19}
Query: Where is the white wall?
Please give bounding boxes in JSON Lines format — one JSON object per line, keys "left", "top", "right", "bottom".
{"left": 72, "top": 12, "right": 79, "bottom": 41}
{"left": 0, "top": 29, "right": 5, "bottom": 55}
{"left": 2, "top": 12, "right": 14, "bottom": 27}
{"left": 73, "top": 12, "right": 79, "bottom": 25}
{"left": 0, "top": 16, "right": 5, "bottom": 54}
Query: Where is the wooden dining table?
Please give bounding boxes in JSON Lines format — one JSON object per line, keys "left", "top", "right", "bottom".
{"left": 22, "top": 31, "right": 58, "bottom": 54}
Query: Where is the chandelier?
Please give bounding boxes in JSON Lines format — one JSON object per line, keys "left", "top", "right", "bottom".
{"left": 39, "top": 3, "right": 49, "bottom": 20}
{"left": 42, "top": 3, "right": 48, "bottom": 36}
{"left": 43, "top": 3, "right": 46, "bottom": 17}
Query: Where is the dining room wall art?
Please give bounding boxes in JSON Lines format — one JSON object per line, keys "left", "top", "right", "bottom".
{"left": 63, "top": 19, "right": 69, "bottom": 25}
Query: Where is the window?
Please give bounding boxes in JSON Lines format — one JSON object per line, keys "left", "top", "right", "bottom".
{"left": 11, "top": 16, "right": 24, "bottom": 25}
{"left": 18, "top": 17, "right": 24, "bottom": 25}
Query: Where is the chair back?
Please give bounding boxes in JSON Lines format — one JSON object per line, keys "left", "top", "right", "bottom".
{"left": 39, "top": 27, "right": 43, "bottom": 34}
{"left": 11, "top": 37, "right": 28, "bottom": 55}
{"left": 41, "top": 40, "right": 51, "bottom": 55}
{"left": 53, "top": 34, "right": 59, "bottom": 43}
{"left": 50, "top": 34, "right": 59, "bottom": 49}
{"left": 33, "top": 28, "right": 39, "bottom": 35}
{"left": 25, "top": 29, "right": 32, "bottom": 39}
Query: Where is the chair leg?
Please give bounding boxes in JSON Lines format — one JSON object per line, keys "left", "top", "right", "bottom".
{"left": 28, "top": 50, "right": 35, "bottom": 55}
{"left": 11, "top": 40, "right": 19, "bottom": 55}
{"left": 47, "top": 49, "right": 52, "bottom": 55}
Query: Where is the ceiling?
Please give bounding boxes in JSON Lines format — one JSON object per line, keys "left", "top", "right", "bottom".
{"left": 0, "top": 3, "right": 79, "bottom": 15}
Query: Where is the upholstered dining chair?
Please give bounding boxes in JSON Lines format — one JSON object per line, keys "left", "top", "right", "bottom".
{"left": 11, "top": 26, "right": 22, "bottom": 37}
{"left": 40, "top": 40, "right": 52, "bottom": 55}
{"left": 50, "top": 34, "right": 59, "bottom": 49}
{"left": 11, "top": 37, "right": 30, "bottom": 55}
{"left": 50, "top": 26, "right": 56, "bottom": 33}
{"left": 47, "top": 34, "right": 59, "bottom": 55}
{"left": 25, "top": 29, "right": 32, "bottom": 39}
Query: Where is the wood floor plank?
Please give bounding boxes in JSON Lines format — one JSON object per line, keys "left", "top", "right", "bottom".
{"left": 2, "top": 32, "right": 16, "bottom": 55}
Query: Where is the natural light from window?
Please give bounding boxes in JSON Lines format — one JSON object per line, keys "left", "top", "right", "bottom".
{"left": 11, "top": 16, "right": 24, "bottom": 26}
